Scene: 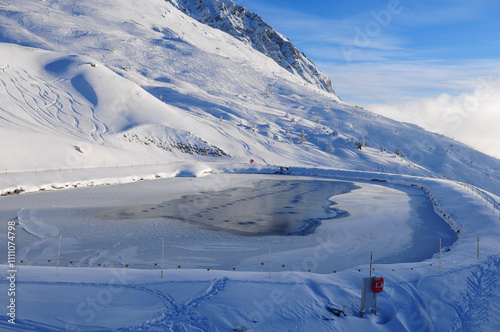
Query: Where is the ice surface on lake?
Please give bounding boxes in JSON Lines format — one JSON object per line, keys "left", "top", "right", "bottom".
{"left": 97, "top": 179, "right": 355, "bottom": 236}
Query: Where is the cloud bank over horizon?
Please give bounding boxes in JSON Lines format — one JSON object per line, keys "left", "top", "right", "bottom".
{"left": 366, "top": 81, "right": 500, "bottom": 159}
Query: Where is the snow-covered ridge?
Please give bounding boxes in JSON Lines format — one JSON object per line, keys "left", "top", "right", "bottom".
{"left": 169, "top": 0, "right": 336, "bottom": 95}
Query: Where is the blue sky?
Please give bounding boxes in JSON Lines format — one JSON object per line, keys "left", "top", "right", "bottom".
{"left": 235, "top": 0, "right": 500, "bottom": 158}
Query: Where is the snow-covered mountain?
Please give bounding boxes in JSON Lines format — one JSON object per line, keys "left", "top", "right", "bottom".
{"left": 0, "top": 0, "right": 499, "bottom": 195}
{"left": 2, "top": 1, "right": 500, "bottom": 331}
{"left": 168, "top": 0, "right": 336, "bottom": 94}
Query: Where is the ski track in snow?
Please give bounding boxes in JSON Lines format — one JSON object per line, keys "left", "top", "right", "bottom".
{"left": 128, "top": 277, "right": 228, "bottom": 331}
{"left": 0, "top": 277, "right": 229, "bottom": 331}
{"left": 0, "top": 274, "right": 351, "bottom": 331}
{"left": 0, "top": 65, "right": 107, "bottom": 142}
{"left": 453, "top": 255, "right": 500, "bottom": 331}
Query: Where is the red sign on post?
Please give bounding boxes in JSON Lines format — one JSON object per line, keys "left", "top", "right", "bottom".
{"left": 372, "top": 277, "right": 384, "bottom": 293}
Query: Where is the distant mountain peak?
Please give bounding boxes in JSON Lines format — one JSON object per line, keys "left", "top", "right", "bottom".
{"left": 169, "top": 0, "right": 336, "bottom": 95}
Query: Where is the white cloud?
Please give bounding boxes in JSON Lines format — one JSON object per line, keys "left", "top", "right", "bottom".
{"left": 321, "top": 59, "right": 500, "bottom": 103}
{"left": 366, "top": 81, "right": 500, "bottom": 159}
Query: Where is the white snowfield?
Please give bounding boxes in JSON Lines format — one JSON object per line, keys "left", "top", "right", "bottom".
{"left": 0, "top": 0, "right": 500, "bottom": 331}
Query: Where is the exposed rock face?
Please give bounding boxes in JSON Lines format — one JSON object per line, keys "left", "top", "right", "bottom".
{"left": 169, "top": 0, "right": 336, "bottom": 95}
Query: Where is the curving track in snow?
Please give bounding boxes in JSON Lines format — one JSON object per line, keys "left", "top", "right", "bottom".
{"left": 0, "top": 64, "right": 107, "bottom": 143}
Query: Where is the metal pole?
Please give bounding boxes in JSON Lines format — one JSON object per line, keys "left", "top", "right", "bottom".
{"left": 161, "top": 239, "right": 164, "bottom": 278}
{"left": 56, "top": 235, "right": 62, "bottom": 276}
{"left": 369, "top": 251, "right": 373, "bottom": 277}
{"left": 439, "top": 238, "right": 442, "bottom": 271}
{"left": 477, "top": 237, "right": 480, "bottom": 260}
{"left": 268, "top": 247, "right": 272, "bottom": 278}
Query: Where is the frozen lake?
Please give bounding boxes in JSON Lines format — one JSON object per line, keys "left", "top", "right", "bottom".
{"left": 1, "top": 174, "right": 457, "bottom": 273}
{"left": 94, "top": 179, "right": 355, "bottom": 236}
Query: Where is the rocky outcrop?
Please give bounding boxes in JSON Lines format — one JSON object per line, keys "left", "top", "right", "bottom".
{"left": 169, "top": 0, "right": 336, "bottom": 95}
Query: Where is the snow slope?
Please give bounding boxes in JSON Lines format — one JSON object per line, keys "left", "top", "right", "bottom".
{"left": 0, "top": 0, "right": 499, "bottom": 196}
